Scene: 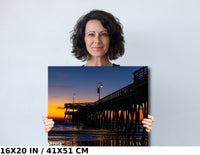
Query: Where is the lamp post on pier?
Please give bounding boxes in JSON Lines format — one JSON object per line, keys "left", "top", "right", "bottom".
{"left": 73, "top": 93, "right": 76, "bottom": 112}
{"left": 97, "top": 82, "right": 103, "bottom": 101}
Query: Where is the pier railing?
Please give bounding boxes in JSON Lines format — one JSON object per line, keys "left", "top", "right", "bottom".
{"left": 134, "top": 66, "right": 148, "bottom": 83}
{"left": 94, "top": 66, "right": 148, "bottom": 105}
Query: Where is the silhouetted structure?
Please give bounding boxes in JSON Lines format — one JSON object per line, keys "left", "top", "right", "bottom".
{"left": 63, "top": 67, "right": 148, "bottom": 146}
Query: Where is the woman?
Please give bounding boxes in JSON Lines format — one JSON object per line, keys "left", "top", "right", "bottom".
{"left": 43, "top": 10, "right": 154, "bottom": 133}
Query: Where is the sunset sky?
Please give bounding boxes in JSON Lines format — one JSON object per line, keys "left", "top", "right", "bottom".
{"left": 48, "top": 66, "right": 142, "bottom": 118}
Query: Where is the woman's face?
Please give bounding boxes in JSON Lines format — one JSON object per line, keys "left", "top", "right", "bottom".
{"left": 84, "top": 20, "right": 110, "bottom": 58}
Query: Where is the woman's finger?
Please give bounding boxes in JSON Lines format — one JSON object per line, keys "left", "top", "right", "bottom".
{"left": 148, "top": 115, "right": 154, "bottom": 122}
{"left": 142, "top": 120, "right": 152, "bottom": 126}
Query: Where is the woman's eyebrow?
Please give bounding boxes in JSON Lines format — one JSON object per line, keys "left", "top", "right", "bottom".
{"left": 86, "top": 31, "right": 95, "bottom": 33}
{"left": 86, "top": 30, "right": 108, "bottom": 33}
{"left": 100, "top": 30, "right": 108, "bottom": 33}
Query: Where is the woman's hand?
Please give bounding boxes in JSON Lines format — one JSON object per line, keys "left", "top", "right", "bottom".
{"left": 142, "top": 115, "right": 154, "bottom": 133}
{"left": 42, "top": 115, "right": 55, "bottom": 133}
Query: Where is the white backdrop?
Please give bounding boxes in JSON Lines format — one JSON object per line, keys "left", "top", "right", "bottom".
{"left": 0, "top": 0, "right": 200, "bottom": 146}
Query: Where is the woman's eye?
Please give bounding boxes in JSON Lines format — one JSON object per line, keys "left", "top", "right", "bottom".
{"left": 101, "top": 33, "right": 109, "bottom": 36}
{"left": 88, "top": 33, "right": 94, "bottom": 36}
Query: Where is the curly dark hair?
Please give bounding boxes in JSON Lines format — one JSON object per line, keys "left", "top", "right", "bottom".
{"left": 71, "top": 10, "right": 125, "bottom": 61}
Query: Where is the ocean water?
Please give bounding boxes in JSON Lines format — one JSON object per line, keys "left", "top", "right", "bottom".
{"left": 48, "top": 121, "right": 147, "bottom": 146}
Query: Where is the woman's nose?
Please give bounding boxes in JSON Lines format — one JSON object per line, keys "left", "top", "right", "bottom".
{"left": 94, "top": 34, "right": 101, "bottom": 43}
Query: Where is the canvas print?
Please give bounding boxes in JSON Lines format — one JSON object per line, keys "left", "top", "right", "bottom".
{"left": 48, "top": 66, "right": 148, "bottom": 146}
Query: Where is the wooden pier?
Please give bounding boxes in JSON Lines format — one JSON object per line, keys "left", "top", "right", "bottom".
{"left": 63, "top": 67, "right": 148, "bottom": 146}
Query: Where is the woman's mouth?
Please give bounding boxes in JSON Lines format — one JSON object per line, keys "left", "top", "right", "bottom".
{"left": 92, "top": 47, "right": 103, "bottom": 49}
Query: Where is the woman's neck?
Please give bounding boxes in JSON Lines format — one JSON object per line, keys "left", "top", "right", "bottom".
{"left": 85, "top": 56, "right": 113, "bottom": 66}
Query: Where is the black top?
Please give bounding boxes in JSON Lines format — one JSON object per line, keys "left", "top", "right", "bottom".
{"left": 113, "top": 63, "right": 120, "bottom": 66}
{"left": 83, "top": 63, "right": 120, "bottom": 67}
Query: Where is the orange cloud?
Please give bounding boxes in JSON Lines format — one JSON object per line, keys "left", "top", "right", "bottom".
{"left": 57, "top": 106, "right": 65, "bottom": 110}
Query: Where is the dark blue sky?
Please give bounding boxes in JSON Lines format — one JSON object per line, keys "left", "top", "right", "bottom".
{"left": 48, "top": 66, "right": 142, "bottom": 104}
